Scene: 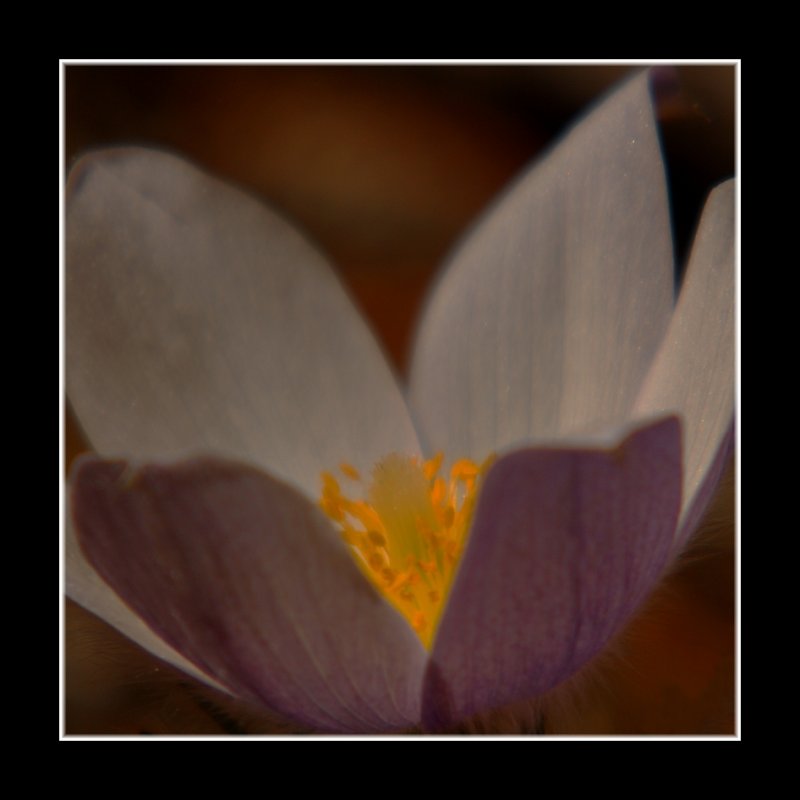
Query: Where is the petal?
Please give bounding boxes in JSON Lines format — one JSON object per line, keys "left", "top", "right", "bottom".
{"left": 66, "top": 148, "right": 420, "bottom": 500}
{"left": 634, "top": 180, "right": 735, "bottom": 553}
{"left": 70, "top": 455, "right": 426, "bottom": 733}
{"left": 409, "top": 70, "right": 675, "bottom": 459}
{"left": 65, "top": 508, "right": 230, "bottom": 695}
{"left": 422, "top": 416, "right": 682, "bottom": 731}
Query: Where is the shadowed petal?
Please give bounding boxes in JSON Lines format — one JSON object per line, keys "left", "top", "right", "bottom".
{"left": 422, "top": 416, "right": 681, "bottom": 731}
{"left": 66, "top": 149, "right": 419, "bottom": 500}
{"left": 65, "top": 509, "right": 230, "bottom": 694}
{"left": 634, "top": 180, "right": 735, "bottom": 554}
{"left": 70, "top": 455, "right": 426, "bottom": 733}
{"left": 409, "top": 70, "right": 675, "bottom": 460}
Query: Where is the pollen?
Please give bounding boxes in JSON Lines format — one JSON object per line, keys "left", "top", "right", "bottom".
{"left": 319, "top": 451, "right": 493, "bottom": 649}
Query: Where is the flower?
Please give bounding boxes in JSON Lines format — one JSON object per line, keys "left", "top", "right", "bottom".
{"left": 65, "top": 70, "right": 735, "bottom": 734}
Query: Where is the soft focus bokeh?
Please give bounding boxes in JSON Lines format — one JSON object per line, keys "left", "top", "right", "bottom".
{"left": 63, "top": 63, "right": 736, "bottom": 735}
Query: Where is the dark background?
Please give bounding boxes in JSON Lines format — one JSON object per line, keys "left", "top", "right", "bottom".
{"left": 63, "top": 63, "right": 736, "bottom": 735}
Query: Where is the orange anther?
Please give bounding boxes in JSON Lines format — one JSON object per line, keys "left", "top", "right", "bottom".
{"left": 322, "top": 472, "right": 341, "bottom": 495}
{"left": 451, "top": 459, "right": 479, "bottom": 481}
{"left": 319, "top": 451, "right": 488, "bottom": 651}
{"left": 367, "top": 530, "right": 387, "bottom": 548}
{"left": 340, "top": 463, "right": 361, "bottom": 481}
{"left": 423, "top": 452, "right": 444, "bottom": 480}
{"left": 368, "top": 552, "right": 386, "bottom": 571}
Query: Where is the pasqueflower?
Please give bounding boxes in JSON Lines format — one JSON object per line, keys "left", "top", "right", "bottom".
{"left": 65, "top": 70, "right": 735, "bottom": 733}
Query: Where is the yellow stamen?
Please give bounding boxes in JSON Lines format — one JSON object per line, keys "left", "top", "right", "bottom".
{"left": 319, "top": 452, "right": 493, "bottom": 649}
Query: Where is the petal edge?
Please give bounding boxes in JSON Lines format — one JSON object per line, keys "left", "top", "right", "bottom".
{"left": 634, "top": 179, "right": 736, "bottom": 553}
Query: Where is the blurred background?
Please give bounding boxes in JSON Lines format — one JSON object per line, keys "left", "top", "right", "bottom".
{"left": 63, "top": 62, "right": 737, "bottom": 735}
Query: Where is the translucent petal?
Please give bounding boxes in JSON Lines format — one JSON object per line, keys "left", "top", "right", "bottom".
{"left": 409, "top": 70, "right": 674, "bottom": 459}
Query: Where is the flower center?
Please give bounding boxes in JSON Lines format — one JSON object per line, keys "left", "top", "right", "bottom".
{"left": 319, "top": 452, "right": 492, "bottom": 649}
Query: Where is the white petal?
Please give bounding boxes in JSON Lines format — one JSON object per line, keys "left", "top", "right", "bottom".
{"left": 634, "top": 179, "right": 736, "bottom": 552}
{"left": 409, "top": 70, "right": 674, "bottom": 459}
{"left": 66, "top": 149, "right": 420, "bottom": 500}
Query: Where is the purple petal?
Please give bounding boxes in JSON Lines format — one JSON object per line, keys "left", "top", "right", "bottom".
{"left": 70, "top": 455, "right": 426, "bottom": 733}
{"left": 66, "top": 149, "right": 419, "bottom": 500}
{"left": 634, "top": 180, "right": 735, "bottom": 554}
{"left": 65, "top": 508, "right": 230, "bottom": 695}
{"left": 422, "top": 416, "right": 682, "bottom": 731}
{"left": 409, "top": 70, "right": 674, "bottom": 459}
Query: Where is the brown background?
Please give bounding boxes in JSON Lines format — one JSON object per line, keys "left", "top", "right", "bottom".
{"left": 63, "top": 63, "right": 736, "bottom": 735}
